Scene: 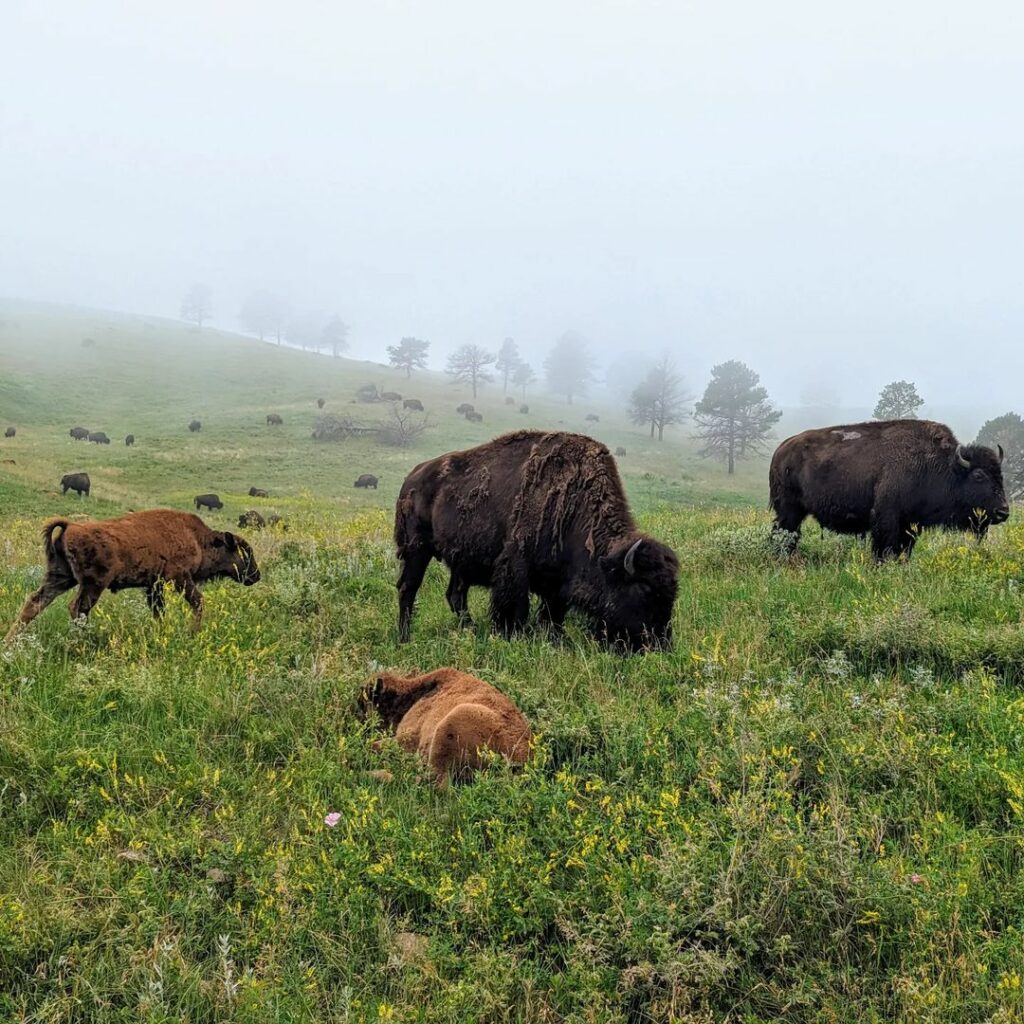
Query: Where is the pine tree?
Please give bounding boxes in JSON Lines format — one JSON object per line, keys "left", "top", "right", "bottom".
{"left": 387, "top": 337, "right": 430, "bottom": 378}
{"left": 496, "top": 337, "right": 521, "bottom": 393}
{"left": 873, "top": 380, "right": 923, "bottom": 419}
{"left": 544, "top": 331, "right": 597, "bottom": 404}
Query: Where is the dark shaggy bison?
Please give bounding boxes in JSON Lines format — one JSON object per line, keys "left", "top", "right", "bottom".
{"left": 125, "top": 434, "right": 135, "bottom": 447}
{"left": 466, "top": 411, "right": 483, "bottom": 423}
{"left": 317, "top": 398, "right": 326, "bottom": 409}
{"left": 266, "top": 414, "right": 283, "bottom": 425}
{"left": 188, "top": 420, "right": 202, "bottom": 433}
{"left": 248, "top": 486, "right": 269, "bottom": 498}
{"left": 70, "top": 427, "right": 89, "bottom": 441}
{"left": 4, "top": 427, "right": 16, "bottom": 438}
{"left": 456, "top": 403, "right": 475, "bottom": 415}
{"left": 585, "top": 414, "right": 600, "bottom": 422}
{"left": 395, "top": 430, "right": 680, "bottom": 651}
{"left": 5, "top": 510, "right": 260, "bottom": 641}
{"left": 505, "top": 397, "right": 516, "bottom": 406}
{"left": 238, "top": 509, "right": 265, "bottom": 529}
{"left": 354, "top": 474, "right": 379, "bottom": 489}
{"left": 403, "top": 399, "right": 424, "bottom": 411}
{"left": 194, "top": 493, "right": 223, "bottom": 511}
{"left": 61, "top": 472, "right": 90, "bottom": 497}
{"left": 615, "top": 447, "right": 627, "bottom": 457}
{"left": 88, "top": 431, "right": 110, "bottom": 445}
{"left": 381, "top": 391, "right": 402, "bottom": 402}
{"left": 520, "top": 404, "right": 529, "bottom": 414}
{"left": 770, "top": 419, "right": 1010, "bottom": 560}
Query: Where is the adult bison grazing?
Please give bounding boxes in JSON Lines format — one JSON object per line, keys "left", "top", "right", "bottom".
{"left": 125, "top": 434, "right": 135, "bottom": 447}
{"left": 69, "top": 426, "right": 89, "bottom": 441}
{"left": 5, "top": 427, "right": 16, "bottom": 438}
{"left": 354, "top": 474, "right": 379, "bottom": 489}
{"left": 403, "top": 398, "right": 424, "bottom": 411}
{"left": 248, "top": 486, "right": 269, "bottom": 498}
{"left": 266, "top": 414, "right": 283, "bottom": 425}
{"left": 4, "top": 510, "right": 260, "bottom": 641}
{"left": 194, "top": 493, "right": 224, "bottom": 511}
{"left": 317, "top": 398, "right": 326, "bottom": 409}
{"left": 395, "top": 430, "right": 680, "bottom": 651}
{"left": 466, "top": 411, "right": 483, "bottom": 423}
{"left": 238, "top": 509, "right": 265, "bottom": 529}
{"left": 188, "top": 420, "right": 201, "bottom": 433}
{"left": 61, "top": 472, "right": 90, "bottom": 497}
{"left": 88, "top": 431, "right": 110, "bottom": 445}
{"left": 770, "top": 420, "right": 1010, "bottom": 560}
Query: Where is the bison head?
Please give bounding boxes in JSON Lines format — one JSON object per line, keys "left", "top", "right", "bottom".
{"left": 598, "top": 535, "right": 679, "bottom": 652}
{"left": 953, "top": 443, "right": 1010, "bottom": 533}
{"left": 210, "top": 532, "right": 261, "bottom": 585}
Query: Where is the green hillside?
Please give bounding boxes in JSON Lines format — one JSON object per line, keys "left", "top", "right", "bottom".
{"left": 1, "top": 305, "right": 1023, "bottom": 1022}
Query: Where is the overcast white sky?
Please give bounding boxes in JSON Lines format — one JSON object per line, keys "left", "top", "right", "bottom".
{"left": 2, "top": 0, "right": 1022, "bottom": 408}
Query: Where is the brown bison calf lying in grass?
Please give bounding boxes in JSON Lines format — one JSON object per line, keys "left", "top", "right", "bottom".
{"left": 358, "top": 668, "right": 532, "bottom": 789}
{"left": 5, "top": 510, "right": 260, "bottom": 642}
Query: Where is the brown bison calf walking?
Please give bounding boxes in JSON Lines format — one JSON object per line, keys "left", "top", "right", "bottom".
{"left": 5, "top": 510, "right": 260, "bottom": 642}
{"left": 358, "top": 668, "right": 532, "bottom": 788}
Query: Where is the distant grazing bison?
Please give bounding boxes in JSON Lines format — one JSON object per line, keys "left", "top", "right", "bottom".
{"left": 70, "top": 427, "right": 89, "bottom": 441}
{"left": 456, "top": 403, "right": 475, "bottom": 415}
{"left": 615, "top": 447, "right": 627, "bottom": 457}
{"left": 395, "top": 430, "right": 680, "bottom": 650}
{"left": 520, "top": 404, "right": 529, "bottom": 414}
{"left": 505, "top": 397, "right": 515, "bottom": 406}
{"left": 358, "top": 668, "right": 532, "bottom": 788}
{"left": 88, "top": 431, "right": 110, "bottom": 445}
{"left": 248, "top": 486, "right": 269, "bottom": 498}
{"left": 238, "top": 509, "right": 265, "bottom": 529}
{"left": 466, "top": 411, "right": 483, "bottom": 423}
{"left": 61, "top": 472, "right": 90, "bottom": 497}
{"left": 770, "top": 419, "right": 1010, "bottom": 561}
{"left": 381, "top": 391, "right": 402, "bottom": 402}
{"left": 4, "top": 427, "right": 15, "bottom": 438}
{"left": 4, "top": 509, "right": 260, "bottom": 641}
{"left": 188, "top": 420, "right": 201, "bottom": 433}
{"left": 585, "top": 414, "right": 600, "bottom": 422}
{"left": 403, "top": 399, "right": 424, "bottom": 411}
{"left": 125, "top": 434, "right": 135, "bottom": 447}
{"left": 265, "top": 513, "right": 286, "bottom": 530}
{"left": 194, "top": 493, "right": 224, "bottom": 511}
{"left": 354, "top": 474, "right": 380, "bottom": 489}
{"left": 317, "top": 398, "right": 326, "bottom": 409}
{"left": 266, "top": 414, "right": 283, "bottom": 425}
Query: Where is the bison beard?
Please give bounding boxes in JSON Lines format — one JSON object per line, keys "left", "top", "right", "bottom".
{"left": 394, "top": 431, "right": 679, "bottom": 651}
{"left": 4, "top": 509, "right": 260, "bottom": 642}
{"left": 770, "top": 419, "right": 1010, "bottom": 560}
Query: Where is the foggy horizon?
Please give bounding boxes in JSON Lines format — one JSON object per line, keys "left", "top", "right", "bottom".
{"left": 3, "top": 0, "right": 1022, "bottom": 410}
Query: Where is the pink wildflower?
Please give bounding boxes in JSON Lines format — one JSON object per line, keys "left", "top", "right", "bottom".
{"left": 324, "top": 811, "right": 341, "bottom": 828}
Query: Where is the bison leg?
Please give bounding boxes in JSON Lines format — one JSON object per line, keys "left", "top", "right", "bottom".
{"left": 174, "top": 577, "right": 204, "bottom": 631}
{"left": 771, "top": 506, "right": 805, "bottom": 556}
{"left": 69, "top": 581, "right": 104, "bottom": 620}
{"left": 146, "top": 582, "right": 166, "bottom": 618}
{"left": 490, "top": 551, "right": 530, "bottom": 637}
{"left": 537, "top": 592, "right": 567, "bottom": 632}
{"left": 870, "top": 511, "right": 911, "bottom": 561}
{"left": 4, "top": 571, "right": 77, "bottom": 642}
{"left": 445, "top": 571, "right": 474, "bottom": 627}
{"left": 397, "top": 550, "right": 431, "bottom": 642}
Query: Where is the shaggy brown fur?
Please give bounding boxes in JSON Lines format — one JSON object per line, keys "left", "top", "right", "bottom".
{"left": 395, "top": 430, "right": 679, "bottom": 651}
{"left": 358, "top": 668, "right": 532, "bottom": 788}
{"left": 5, "top": 509, "right": 260, "bottom": 642}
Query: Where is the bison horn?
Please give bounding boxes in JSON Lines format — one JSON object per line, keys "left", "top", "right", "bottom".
{"left": 624, "top": 538, "right": 643, "bottom": 577}
{"left": 955, "top": 445, "right": 971, "bottom": 469}
{"left": 998, "top": 444, "right": 1005, "bottom": 464}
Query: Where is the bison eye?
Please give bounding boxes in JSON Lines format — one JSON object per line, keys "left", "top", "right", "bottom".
{"left": 972, "top": 469, "right": 987, "bottom": 481}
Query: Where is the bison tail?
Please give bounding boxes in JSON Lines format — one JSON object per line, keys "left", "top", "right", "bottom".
{"left": 41, "top": 518, "right": 70, "bottom": 560}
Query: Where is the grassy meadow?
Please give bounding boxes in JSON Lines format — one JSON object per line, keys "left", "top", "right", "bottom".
{"left": 2, "top": 304, "right": 1024, "bottom": 1022}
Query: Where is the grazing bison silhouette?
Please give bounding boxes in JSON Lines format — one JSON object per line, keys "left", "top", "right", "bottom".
{"left": 248, "top": 486, "right": 269, "bottom": 498}
{"left": 456, "top": 403, "right": 474, "bottom": 415}
{"left": 88, "top": 431, "right": 110, "bottom": 445}
{"left": 4, "top": 427, "right": 15, "bottom": 438}
{"left": 266, "top": 414, "right": 283, "bottom": 425}
{"left": 395, "top": 430, "right": 680, "bottom": 651}
{"left": 585, "top": 414, "right": 599, "bottom": 422}
{"left": 5, "top": 510, "right": 260, "bottom": 641}
{"left": 770, "top": 419, "right": 1010, "bottom": 560}
{"left": 238, "top": 509, "right": 265, "bottom": 529}
{"left": 381, "top": 391, "right": 402, "bottom": 402}
{"left": 69, "top": 427, "right": 89, "bottom": 441}
{"left": 188, "top": 420, "right": 202, "bottom": 433}
{"left": 520, "top": 404, "right": 529, "bottom": 414}
{"left": 125, "top": 434, "right": 135, "bottom": 446}
{"left": 354, "top": 474, "right": 380, "bottom": 489}
{"left": 194, "top": 493, "right": 223, "bottom": 511}
{"left": 505, "top": 397, "right": 515, "bottom": 406}
{"left": 317, "top": 398, "right": 326, "bottom": 409}
{"left": 403, "top": 399, "right": 424, "bottom": 411}
{"left": 60, "top": 472, "right": 90, "bottom": 497}
{"left": 466, "top": 411, "right": 483, "bottom": 423}
{"left": 615, "top": 447, "right": 627, "bottom": 457}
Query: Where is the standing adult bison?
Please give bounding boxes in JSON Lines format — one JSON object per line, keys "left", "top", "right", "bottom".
{"left": 770, "top": 420, "right": 1010, "bottom": 560}
{"left": 194, "top": 493, "right": 223, "bottom": 511}
{"left": 61, "top": 472, "right": 90, "bottom": 497}
{"left": 395, "top": 430, "right": 680, "bottom": 651}
{"left": 88, "top": 431, "right": 110, "bottom": 444}
{"left": 266, "top": 414, "right": 283, "bottom": 425}
{"left": 4, "top": 510, "right": 260, "bottom": 641}
{"left": 69, "top": 427, "right": 89, "bottom": 441}
{"left": 403, "top": 399, "right": 424, "bottom": 411}
{"left": 5, "top": 427, "right": 16, "bottom": 438}
{"left": 354, "top": 474, "right": 379, "bottom": 489}
{"left": 125, "top": 434, "right": 135, "bottom": 446}
{"left": 188, "top": 420, "right": 202, "bottom": 433}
